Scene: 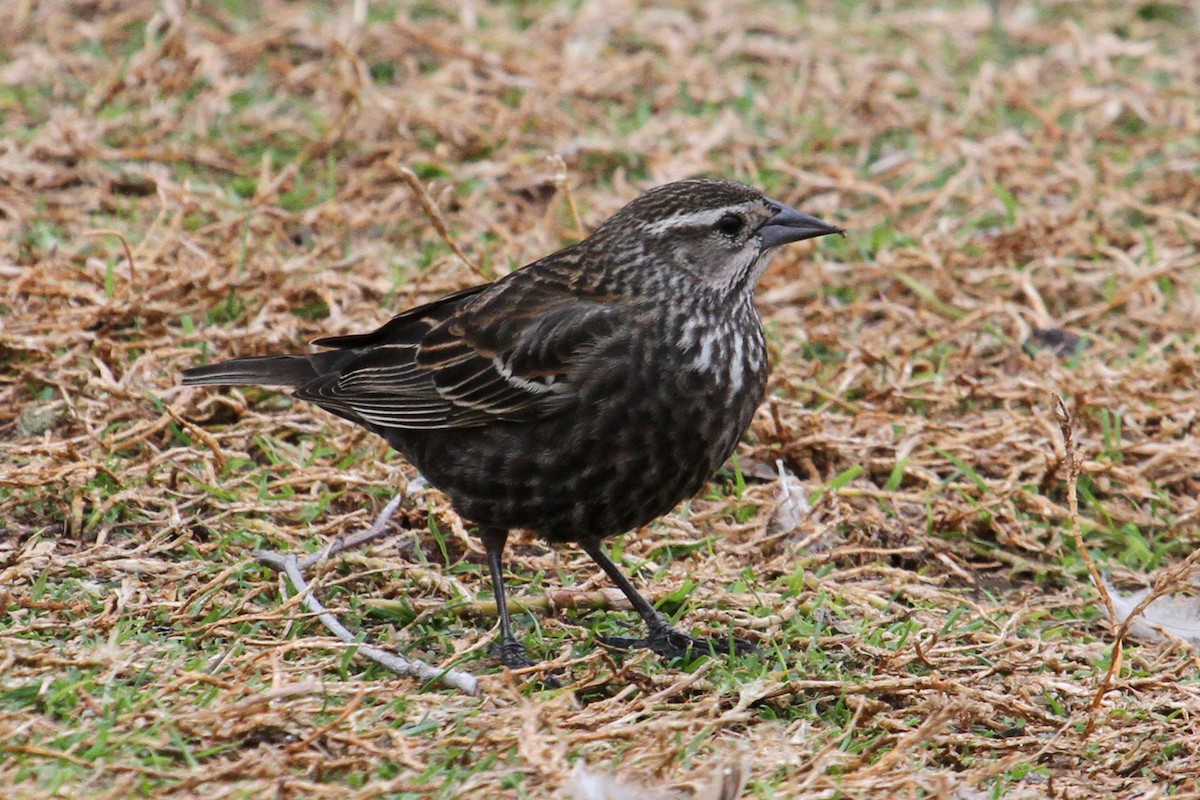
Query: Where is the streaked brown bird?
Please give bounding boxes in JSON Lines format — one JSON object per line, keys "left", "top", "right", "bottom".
{"left": 182, "top": 179, "right": 842, "bottom": 669}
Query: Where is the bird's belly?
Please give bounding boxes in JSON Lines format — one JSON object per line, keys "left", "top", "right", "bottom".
{"left": 390, "top": 358, "right": 764, "bottom": 543}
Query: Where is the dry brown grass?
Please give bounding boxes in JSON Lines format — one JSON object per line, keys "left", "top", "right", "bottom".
{"left": 3, "top": 1, "right": 1200, "bottom": 797}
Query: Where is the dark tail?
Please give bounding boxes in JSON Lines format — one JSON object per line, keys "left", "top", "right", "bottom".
{"left": 181, "top": 355, "right": 320, "bottom": 388}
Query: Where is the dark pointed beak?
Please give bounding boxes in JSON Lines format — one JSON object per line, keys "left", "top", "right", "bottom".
{"left": 758, "top": 201, "right": 844, "bottom": 250}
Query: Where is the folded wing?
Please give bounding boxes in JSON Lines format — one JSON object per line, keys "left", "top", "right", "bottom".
{"left": 295, "top": 277, "right": 624, "bottom": 430}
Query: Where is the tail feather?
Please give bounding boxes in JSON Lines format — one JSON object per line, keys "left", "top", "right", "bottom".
{"left": 181, "top": 355, "right": 319, "bottom": 388}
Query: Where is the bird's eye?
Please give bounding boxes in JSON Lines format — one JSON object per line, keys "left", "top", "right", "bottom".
{"left": 714, "top": 213, "right": 744, "bottom": 237}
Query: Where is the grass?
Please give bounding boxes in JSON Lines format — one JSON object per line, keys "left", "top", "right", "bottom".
{"left": 3, "top": 0, "right": 1200, "bottom": 797}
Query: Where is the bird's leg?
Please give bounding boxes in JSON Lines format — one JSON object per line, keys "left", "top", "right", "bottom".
{"left": 480, "top": 527, "right": 535, "bottom": 670}
{"left": 580, "top": 539, "right": 756, "bottom": 660}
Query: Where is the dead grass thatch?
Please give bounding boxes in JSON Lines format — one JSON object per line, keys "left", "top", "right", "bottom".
{"left": 3, "top": 1, "right": 1200, "bottom": 798}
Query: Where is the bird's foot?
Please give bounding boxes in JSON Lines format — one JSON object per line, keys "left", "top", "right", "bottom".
{"left": 491, "top": 637, "right": 562, "bottom": 688}
{"left": 493, "top": 637, "right": 535, "bottom": 670}
{"left": 601, "top": 625, "right": 757, "bottom": 661}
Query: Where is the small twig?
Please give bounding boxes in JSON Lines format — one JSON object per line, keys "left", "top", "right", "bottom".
{"left": 547, "top": 154, "right": 583, "bottom": 237}
{"left": 83, "top": 229, "right": 138, "bottom": 299}
{"left": 254, "top": 493, "right": 480, "bottom": 696}
{"left": 393, "top": 163, "right": 487, "bottom": 279}
{"left": 255, "top": 550, "right": 479, "bottom": 696}
{"left": 973, "top": 407, "right": 1200, "bottom": 768}
{"left": 1057, "top": 396, "right": 1123, "bottom": 737}
{"left": 1094, "top": 550, "right": 1200, "bottom": 691}
{"left": 1056, "top": 397, "right": 1116, "bottom": 623}
{"left": 165, "top": 406, "right": 228, "bottom": 472}
{"left": 911, "top": 634, "right": 936, "bottom": 670}
{"left": 295, "top": 492, "right": 407, "bottom": 570}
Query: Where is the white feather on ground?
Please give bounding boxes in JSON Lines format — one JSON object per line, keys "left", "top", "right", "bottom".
{"left": 1104, "top": 579, "right": 1200, "bottom": 651}
{"left": 766, "top": 459, "right": 809, "bottom": 536}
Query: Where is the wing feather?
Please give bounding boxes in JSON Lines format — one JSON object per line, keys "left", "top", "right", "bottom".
{"left": 293, "top": 270, "right": 625, "bottom": 430}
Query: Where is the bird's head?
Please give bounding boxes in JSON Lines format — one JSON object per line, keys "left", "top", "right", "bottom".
{"left": 590, "top": 178, "right": 843, "bottom": 299}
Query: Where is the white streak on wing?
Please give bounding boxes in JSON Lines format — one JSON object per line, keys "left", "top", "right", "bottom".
{"left": 351, "top": 402, "right": 452, "bottom": 427}
{"left": 435, "top": 364, "right": 494, "bottom": 396}
{"left": 490, "top": 355, "right": 555, "bottom": 395}
{"left": 338, "top": 363, "right": 424, "bottom": 391}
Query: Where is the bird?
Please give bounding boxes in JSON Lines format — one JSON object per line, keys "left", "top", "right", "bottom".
{"left": 181, "top": 178, "right": 843, "bottom": 671}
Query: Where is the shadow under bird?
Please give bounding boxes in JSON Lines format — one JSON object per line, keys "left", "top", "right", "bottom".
{"left": 181, "top": 178, "right": 843, "bottom": 670}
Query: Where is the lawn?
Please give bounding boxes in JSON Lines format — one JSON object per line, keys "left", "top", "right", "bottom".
{"left": 3, "top": 1, "right": 1200, "bottom": 797}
